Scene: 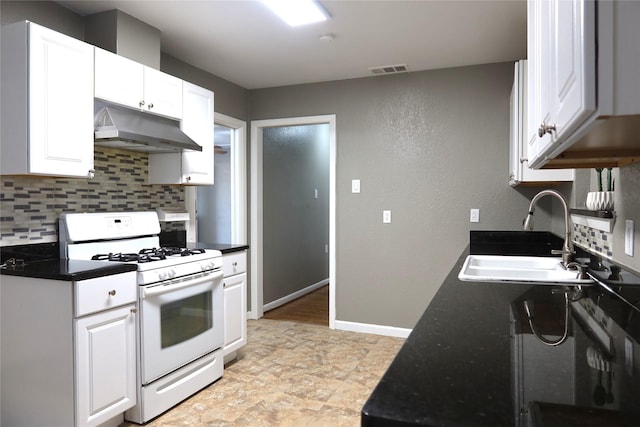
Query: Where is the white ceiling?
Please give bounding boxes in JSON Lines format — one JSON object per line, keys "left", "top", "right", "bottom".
{"left": 56, "top": 0, "right": 527, "bottom": 90}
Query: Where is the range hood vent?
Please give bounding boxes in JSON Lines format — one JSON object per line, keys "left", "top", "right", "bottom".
{"left": 94, "top": 101, "right": 202, "bottom": 153}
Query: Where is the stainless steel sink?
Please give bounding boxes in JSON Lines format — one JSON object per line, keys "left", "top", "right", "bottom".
{"left": 458, "top": 255, "right": 593, "bottom": 285}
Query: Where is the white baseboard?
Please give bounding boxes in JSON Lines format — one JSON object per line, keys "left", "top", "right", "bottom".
{"left": 334, "top": 320, "right": 412, "bottom": 338}
{"left": 263, "top": 279, "right": 329, "bottom": 312}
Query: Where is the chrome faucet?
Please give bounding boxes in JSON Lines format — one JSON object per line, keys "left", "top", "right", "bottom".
{"left": 523, "top": 189, "right": 574, "bottom": 267}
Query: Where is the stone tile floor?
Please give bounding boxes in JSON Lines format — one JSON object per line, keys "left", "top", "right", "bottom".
{"left": 120, "top": 319, "right": 405, "bottom": 427}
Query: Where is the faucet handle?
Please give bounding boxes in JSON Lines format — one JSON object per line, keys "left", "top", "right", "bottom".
{"left": 565, "top": 262, "right": 589, "bottom": 280}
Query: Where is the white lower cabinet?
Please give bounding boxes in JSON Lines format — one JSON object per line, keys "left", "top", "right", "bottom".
{"left": 222, "top": 251, "right": 247, "bottom": 363}
{"left": 75, "top": 305, "right": 137, "bottom": 427}
{"left": 0, "top": 272, "right": 137, "bottom": 427}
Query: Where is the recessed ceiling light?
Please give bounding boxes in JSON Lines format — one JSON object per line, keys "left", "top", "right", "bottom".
{"left": 263, "top": 0, "right": 330, "bottom": 27}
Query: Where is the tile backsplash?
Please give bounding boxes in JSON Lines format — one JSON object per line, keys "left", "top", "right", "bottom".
{"left": 573, "top": 223, "right": 614, "bottom": 259}
{"left": 0, "top": 147, "right": 185, "bottom": 246}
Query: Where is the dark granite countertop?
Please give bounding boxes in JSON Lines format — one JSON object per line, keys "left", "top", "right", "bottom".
{"left": 1, "top": 258, "right": 137, "bottom": 281}
{"left": 188, "top": 242, "right": 249, "bottom": 254}
{"left": 1, "top": 241, "right": 137, "bottom": 280}
{"left": 158, "top": 231, "right": 249, "bottom": 254}
{"left": 362, "top": 233, "right": 640, "bottom": 427}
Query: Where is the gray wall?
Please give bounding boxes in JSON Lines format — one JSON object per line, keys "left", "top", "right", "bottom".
{"left": 1, "top": 1, "right": 84, "bottom": 38}
{"left": 250, "top": 65, "right": 557, "bottom": 328}
{"left": 263, "top": 124, "right": 330, "bottom": 304}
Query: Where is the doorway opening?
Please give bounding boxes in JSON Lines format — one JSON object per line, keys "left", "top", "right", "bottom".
{"left": 250, "top": 115, "right": 336, "bottom": 329}
{"left": 191, "top": 113, "right": 247, "bottom": 245}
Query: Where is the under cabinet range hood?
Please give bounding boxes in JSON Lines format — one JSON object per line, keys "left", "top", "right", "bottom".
{"left": 94, "top": 101, "right": 202, "bottom": 153}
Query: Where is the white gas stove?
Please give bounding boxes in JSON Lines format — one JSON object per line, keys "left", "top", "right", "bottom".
{"left": 59, "top": 211, "right": 225, "bottom": 424}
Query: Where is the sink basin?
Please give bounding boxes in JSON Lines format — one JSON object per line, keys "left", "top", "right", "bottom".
{"left": 458, "top": 255, "right": 593, "bottom": 285}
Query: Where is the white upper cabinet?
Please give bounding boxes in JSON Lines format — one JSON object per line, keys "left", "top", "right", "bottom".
{"left": 527, "top": 0, "right": 595, "bottom": 163}
{"left": 527, "top": 0, "right": 640, "bottom": 169}
{"left": 94, "top": 47, "right": 183, "bottom": 119}
{"left": 510, "top": 60, "right": 574, "bottom": 186}
{"left": 548, "top": 0, "right": 596, "bottom": 142}
{"left": 148, "top": 81, "right": 215, "bottom": 185}
{"left": 94, "top": 48, "right": 144, "bottom": 110}
{"left": 1, "top": 21, "right": 95, "bottom": 178}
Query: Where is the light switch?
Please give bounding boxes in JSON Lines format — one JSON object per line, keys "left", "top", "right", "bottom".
{"left": 352, "top": 179, "right": 361, "bottom": 193}
{"left": 383, "top": 210, "right": 391, "bottom": 223}
{"left": 470, "top": 209, "right": 480, "bottom": 223}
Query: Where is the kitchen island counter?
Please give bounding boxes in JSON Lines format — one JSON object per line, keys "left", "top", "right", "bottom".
{"left": 362, "top": 246, "right": 640, "bottom": 426}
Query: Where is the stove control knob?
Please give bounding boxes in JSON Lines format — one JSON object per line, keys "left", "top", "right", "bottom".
{"left": 158, "top": 271, "right": 168, "bottom": 281}
{"left": 168, "top": 269, "right": 177, "bottom": 279}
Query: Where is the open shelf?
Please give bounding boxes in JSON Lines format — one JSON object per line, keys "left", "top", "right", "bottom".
{"left": 570, "top": 209, "right": 616, "bottom": 232}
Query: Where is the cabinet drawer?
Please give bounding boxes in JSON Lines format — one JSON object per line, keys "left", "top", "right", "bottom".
{"left": 75, "top": 272, "right": 137, "bottom": 317}
{"left": 223, "top": 251, "right": 246, "bottom": 277}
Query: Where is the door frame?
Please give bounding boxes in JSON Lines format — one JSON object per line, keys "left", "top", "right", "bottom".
{"left": 185, "top": 113, "right": 247, "bottom": 245}
{"left": 250, "top": 115, "right": 336, "bottom": 329}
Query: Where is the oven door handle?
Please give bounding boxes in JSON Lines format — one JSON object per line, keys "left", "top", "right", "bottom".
{"left": 142, "top": 269, "right": 223, "bottom": 299}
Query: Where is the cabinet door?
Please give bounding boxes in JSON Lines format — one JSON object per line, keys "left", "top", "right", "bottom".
{"left": 511, "top": 60, "right": 574, "bottom": 185}
{"left": 75, "top": 305, "right": 137, "bottom": 427}
{"left": 143, "top": 66, "right": 183, "bottom": 119}
{"left": 181, "top": 81, "right": 215, "bottom": 184}
{"left": 94, "top": 47, "right": 144, "bottom": 110}
{"left": 549, "top": 0, "right": 596, "bottom": 141}
{"left": 223, "top": 273, "right": 247, "bottom": 356}
{"left": 527, "top": 0, "right": 554, "bottom": 161}
{"left": 29, "top": 23, "right": 94, "bottom": 177}
{"left": 148, "top": 81, "right": 214, "bottom": 185}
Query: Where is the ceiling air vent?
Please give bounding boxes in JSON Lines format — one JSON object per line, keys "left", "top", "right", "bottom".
{"left": 369, "top": 64, "right": 408, "bottom": 75}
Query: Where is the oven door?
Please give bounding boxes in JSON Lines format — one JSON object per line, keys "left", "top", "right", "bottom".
{"left": 139, "top": 269, "right": 224, "bottom": 384}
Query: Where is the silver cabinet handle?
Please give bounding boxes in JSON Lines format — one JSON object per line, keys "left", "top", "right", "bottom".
{"left": 108, "top": 290, "right": 116, "bottom": 296}
{"left": 139, "top": 100, "right": 145, "bottom": 108}
{"left": 147, "top": 103, "right": 154, "bottom": 110}
{"left": 538, "top": 122, "right": 556, "bottom": 137}
{"left": 130, "top": 308, "right": 137, "bottom": 314}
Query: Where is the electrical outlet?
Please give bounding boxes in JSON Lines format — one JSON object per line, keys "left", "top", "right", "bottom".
{"left": 351, "top": 179, "right": 361, "bottom": 193}
{"left": 626, "top": 220, "right": 635, "bottom": 256}
{"left": 383, "top": 210, "right": 391, "bottom": 223}
{"left": 470, "top": 209, "right": 480, "bottom": 223}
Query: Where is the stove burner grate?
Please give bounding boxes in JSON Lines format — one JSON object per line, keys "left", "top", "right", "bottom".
{"left": 91, "top": 247, "right": 208, "bottom": 263}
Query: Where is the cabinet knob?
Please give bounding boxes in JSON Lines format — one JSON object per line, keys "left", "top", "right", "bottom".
{"left": 130, "top": 308, "right": 137, "bottom": 314}
{"left": 233, "top": 262, "right": 238, "bottom": 267}
{"left": 538, "top": 122, "right": 556, "bottom": 138}
{"left": 147, "top": 103, "right": 154, "bottom": 110}
{"left": 88, "top": 169, "right": 95, "bottom": 179}
{"left": 139, "top": 100, "right": 145, "bottom": 108}
{"left": 108, "top": 290, "right": 116, "bottom": 296}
